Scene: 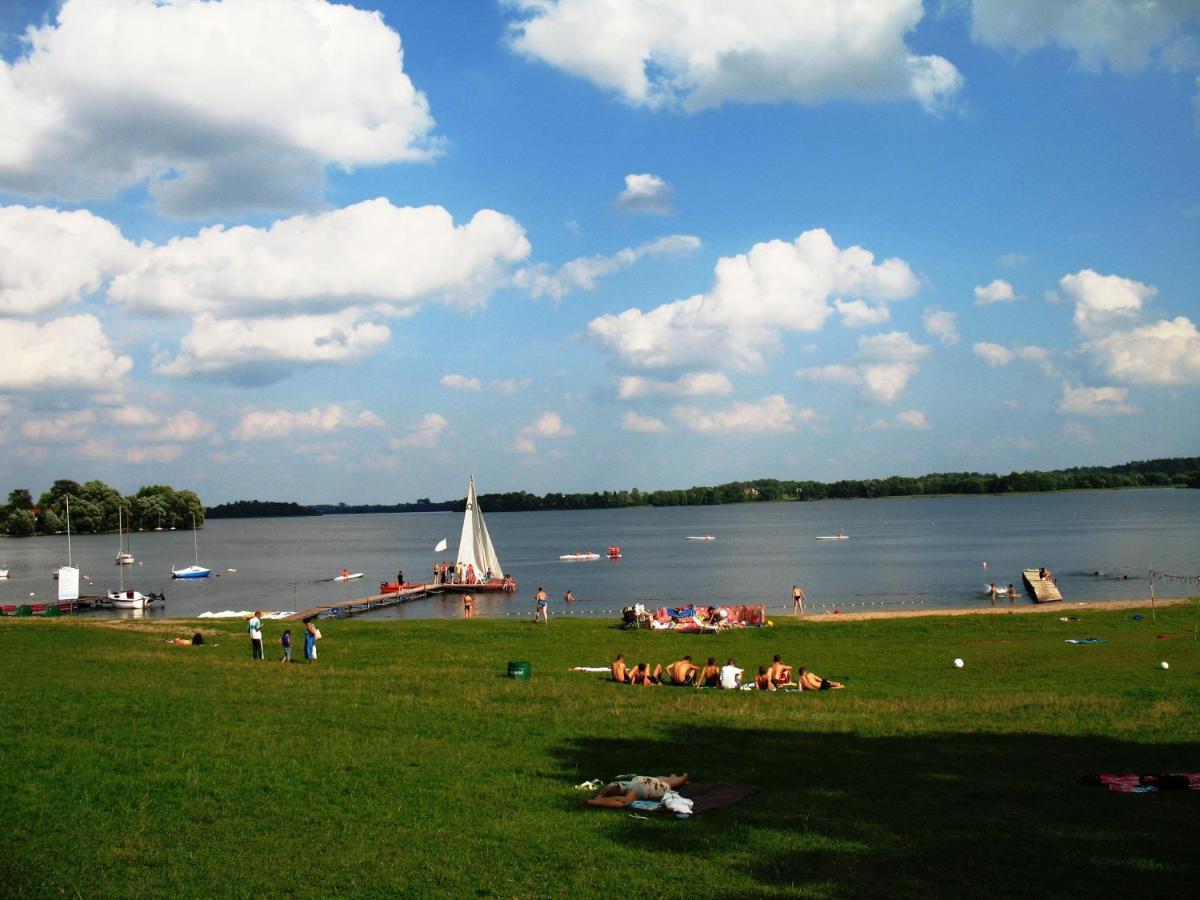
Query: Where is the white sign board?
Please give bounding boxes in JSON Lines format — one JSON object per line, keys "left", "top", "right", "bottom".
{"left": 57, "top": 566, "right": 80, "bottom": 602}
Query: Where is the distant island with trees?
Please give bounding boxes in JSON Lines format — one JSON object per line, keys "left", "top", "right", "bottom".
{"left": 2, "top": 480, "right": 204, "bottom": 537}
{"left": 202, "top": 456, "right": 1199, "bottom": 519}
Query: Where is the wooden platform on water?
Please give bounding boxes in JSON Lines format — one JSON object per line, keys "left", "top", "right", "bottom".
{"left": 283, "top": 584, "right": 436, "bottom": 622}
{"left": 1023, "top": 569, "right": 1063, "bottom": 603}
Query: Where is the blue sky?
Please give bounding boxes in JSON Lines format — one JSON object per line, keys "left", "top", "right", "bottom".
{"left": 1, "top": 0, "right": 1198, "bottom": 504}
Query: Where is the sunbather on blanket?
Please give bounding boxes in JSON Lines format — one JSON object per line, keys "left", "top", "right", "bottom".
{"left": 586, "top": 773, "right": 689, "bottom": 808}
{"left": 798, "top": 667, "right": 844, "bottom": 690}
{"left": 611, "top": 654, "right": 631, "bottom": 683}
{"left": 665, "top": 655, "right": 698, "bottom": 685}
{"left": 630, "top": 662, "right": 663, "bottom": 685}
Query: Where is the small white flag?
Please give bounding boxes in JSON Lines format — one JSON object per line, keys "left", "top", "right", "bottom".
{"left": 434, "top": 538, "right": 448, "bottom": 552}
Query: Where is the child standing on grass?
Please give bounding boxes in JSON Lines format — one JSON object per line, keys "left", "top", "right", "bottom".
{"left": 280, "top": 629, "right": 292, "bottom": 663}
{"left": 248, "top": 611, "right": 264, "bottom": 660}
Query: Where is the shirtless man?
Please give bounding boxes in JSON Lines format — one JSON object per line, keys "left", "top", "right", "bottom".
{"left": 767, "top": 654, "right": 793, "bottom": 687}
{"left": 792, "top": 585, "right": 806, "bottom": 616}
{"left": 695, "top": 656, "right": 720, "bottom": 688}
{"left": 665, "top": 655, "right": 698, "bottom": 686}
{"left": 753, "top": 666, "right": 776, "bottom": 691}
{"left": 586, "top": 773, "right": 689, "bottom": 808}
{"left": 611, "top": 653, "right": 631, "bottom": 683}
{"left": 629, "top": 662, "right": 663, "bottom": 685}
{"left": 797, "top": 666, "right": 844, "bottom": 691}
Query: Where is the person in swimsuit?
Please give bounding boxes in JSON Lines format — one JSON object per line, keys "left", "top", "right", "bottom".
{"left": 767, "top": 654, "right": 793, "bottom": 687}
{"left": 564, "top": 589, "right": 575, "bottom": 604}
{"left": 696, "top": 657, "right": 720, "bottom": 688}
{"left": 629, "top": 662, "right": 662, "bottom": 685}
{"left": 753, "top": 666, "right": 775, "bottom": 691}
{"left": 463, "top": 592, "right": 474, "bottom": 619}
{"left": 665, "top": 655, "right": 698, "bottom": 686}
{"left": 797, "top": 667, "right": 843, "bottom": 690}
{"left": 586, "top": 773, "right": 689, "bottom": 808}
{"left": 792, "top": 585, "right": 806, "bottom": 616}
{"left": 611, "top": 653, "right": 631, "bottom": 683}
{"left": 534, "top": 586, "right": 548, "bottom": 622}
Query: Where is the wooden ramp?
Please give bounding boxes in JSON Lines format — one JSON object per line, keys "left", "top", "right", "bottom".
{"left": 283, "top": 584, "right": 436, "bottom": 622}
{"left": 1023, "top": 569, "right": 1063, "bottom": 603}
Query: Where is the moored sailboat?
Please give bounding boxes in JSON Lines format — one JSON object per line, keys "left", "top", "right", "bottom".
{"left": 171, "top": 515, "right": 211, "bottom": 579}
{"left": 442, "top": 476, "right": 515, "bottom": 593}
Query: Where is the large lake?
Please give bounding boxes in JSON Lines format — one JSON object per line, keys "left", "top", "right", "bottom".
{"left": 1, "top": 489, "right": 1197, "bottom": 620}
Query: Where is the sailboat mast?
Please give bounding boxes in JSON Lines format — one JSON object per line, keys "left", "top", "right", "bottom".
{"left": 66, "top": 495, "right": 72, "bottom": 566}
{"left": 192, "top": 515, "right": 199, "bottom": 565}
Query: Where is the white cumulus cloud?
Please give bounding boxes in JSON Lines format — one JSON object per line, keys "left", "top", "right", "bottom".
{"left": 1083, "top": 316, "right": 1200, "bottom": 386}
{"left": 441, "top": 374, "right": 483, "bottom": 392}
{"left": 155, "top": 312, "right": 392, "bottom": 384}
{"left": 834, "top": 298, "right": 892, "bottom": 329}
{"left": 973, "top": 342, "right": 1014, "bottom": 367}
{"left": 973, "top": 278, "right": 1017, "bottom": 305}
{"left": 970, "top": 0, "right": 1200, "bottom": 75}
{"left": 672, "top": 394, "right": 818, "bottom": 434}
{"left": 1060, "top": 269, "right": 1157, "bottom": 336}
{"left": 589, "top": 229, "right": 919, "bottom": 371}
{"left": 112, "top": 200, "right": 530, "bottom": 317}
{"left": 872, "top": 409, "right": 930, "bottom": 430}
{"left": 0, "top": 315, "right": 132, "bottom": 392}
{"left": 513, "top": 233, "right": 699, "bottom": 301}
{"left": 513, "top": 411, "right": 575, "bottom": 454}
{"left": 506, "top": 0, "right": 963, "bottom": 113}
{"left": 20, "top": 409, "right": 96, "bottom": 443}
{"left": 1057, "top": 382, "right": 1136, "bottom": 417}
{"left": 616, "top": 173, "right": 673, "bottom": 213}
{"left": 0, "top": 0, "right": 438, "bottom": 215}
{"left": 231, "top": 404, "right": 384, "bottom": 441}
{"left": 622, "top": 410, "right": 670, "bottom": 433}
{"left": 0, "top": 205, "right": 142, "bottom": 315}
{"left": 923, "top": 308, "right": 960, "bottom": 345}
{"left": 390, "top": 413, "right": 450, "bottom": 449}
{"left": 797, "top": 331, "right": 928, "bottom": 403}
{"left": 616, "top": 372, "right": 733, "bottom": 399}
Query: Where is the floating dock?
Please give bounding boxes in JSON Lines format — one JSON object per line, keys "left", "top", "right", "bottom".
{"left": 1022, "top": 569, "right": 1063, "bottom": 603}
{"left": 283, "top": 584, "right": 435, "bottom": 622}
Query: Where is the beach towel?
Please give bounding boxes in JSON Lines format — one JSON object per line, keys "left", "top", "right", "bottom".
{"left": 1065, "top": 637, "right": 1107, "bottom": 644}
{"left": 570, "top": 666, "right": 611, "bottom": 672}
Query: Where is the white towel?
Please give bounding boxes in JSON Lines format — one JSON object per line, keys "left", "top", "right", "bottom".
{"left": 661, "top": 791, "right": 694, "bottom": 815}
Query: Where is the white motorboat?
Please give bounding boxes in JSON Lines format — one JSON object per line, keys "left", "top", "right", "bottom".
{"left": 559, "top": 552, "right": 600, "bottom": 561}
{"left": 0, "top": 568, "right": 8, "bottom": 579}
{"left": 333, "top": 571, "right": 364, "bottom": 582}
{"left": 685, "top": 535, "right": 716, "bottom": 541}
{"left": 816, "top": 532, "right": 849, "bottom": 541}
{"left": 106, "top": 588, "right": 163, "bottom": 610}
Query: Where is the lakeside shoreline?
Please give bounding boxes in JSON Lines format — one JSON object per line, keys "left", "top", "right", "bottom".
{"left": 800, "top": 596, "right": 1194, "bottom": 622}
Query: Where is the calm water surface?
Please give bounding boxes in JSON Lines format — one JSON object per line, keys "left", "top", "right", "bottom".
{"left": 1, "top": 489, "right": 1196, "bottom": 620}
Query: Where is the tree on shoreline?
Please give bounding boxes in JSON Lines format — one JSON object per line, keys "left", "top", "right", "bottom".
{"left": 0, "top": 480, "right": 204, "bottom": 537}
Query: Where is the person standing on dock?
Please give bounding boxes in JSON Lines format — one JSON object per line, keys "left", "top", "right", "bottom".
{"left": 792, "top": 585, "right": 806, "bottom": 616}
{"left": 248, "top": 611, "right": 264, "bottom": 660}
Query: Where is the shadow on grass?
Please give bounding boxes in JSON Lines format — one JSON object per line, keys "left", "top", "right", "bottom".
{"left": 555, "top": 726, "right": 1200, "bottom": 897}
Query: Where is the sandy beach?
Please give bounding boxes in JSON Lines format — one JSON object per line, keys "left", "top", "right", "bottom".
{"left": 804, "top": 596, "right": 1195, "bottom": 622}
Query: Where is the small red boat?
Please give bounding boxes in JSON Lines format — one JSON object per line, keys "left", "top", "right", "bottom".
{"left": 607, "top": 546, "right": 622, "bottom": 559}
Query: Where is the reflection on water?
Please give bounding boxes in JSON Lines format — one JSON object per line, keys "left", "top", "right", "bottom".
{"left": 0, "top": 489, "right": 1196, "bottom": 620}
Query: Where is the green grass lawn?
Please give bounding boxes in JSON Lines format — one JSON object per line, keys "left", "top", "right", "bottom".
{"left": 2, "top": 604, "right": 1198, "bottom": 898}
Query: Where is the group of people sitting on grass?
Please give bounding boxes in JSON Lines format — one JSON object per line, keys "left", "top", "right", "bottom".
{"left": 610, "top": 653, "right": 843, "bottom": 690}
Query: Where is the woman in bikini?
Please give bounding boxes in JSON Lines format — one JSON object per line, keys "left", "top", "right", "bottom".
{"left": 586, "top": 774, "right": 689, "bottom": 808}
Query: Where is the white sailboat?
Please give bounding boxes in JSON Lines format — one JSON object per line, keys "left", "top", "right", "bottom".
{"left": 447, "top": 476, "right": 514, "bottom": 592}
{"left": 171, "top": 515, "right": 211, "bottom": 579}
{"left": 57, "top": 495, "right": 80, "bottom": 604}
{"left": 114, "top": 506, "right": 134, "bottom": 565}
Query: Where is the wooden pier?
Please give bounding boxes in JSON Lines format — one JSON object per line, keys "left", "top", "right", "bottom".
{"left": 282, "top": 584, "right": 437, "bottom": 622}
{"left": 1022, "top": 568, "right": 1063, "bottom": 603}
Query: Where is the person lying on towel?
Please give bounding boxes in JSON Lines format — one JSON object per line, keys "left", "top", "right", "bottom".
{"left": 798, "top": 667, "right": 844, "bottom": 690}
{"left": 586, "top": 774, "right": 689, "bottom": 808}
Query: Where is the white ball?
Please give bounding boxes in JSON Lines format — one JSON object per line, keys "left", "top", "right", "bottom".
{"left": 1161, "top": 661, "right": 1170, "bottom": 670}
{"left": 953, "top": 658, "right": 964, "bottom": 668}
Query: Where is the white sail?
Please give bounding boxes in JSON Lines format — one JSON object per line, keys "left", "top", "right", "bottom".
{"left": 456, "top": 476, "right": 504, "bottom": 580}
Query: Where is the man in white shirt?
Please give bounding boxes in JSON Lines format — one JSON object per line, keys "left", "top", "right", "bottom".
{"left": 719, "top": 657, "right": 743, "bottom": 690}
{"left": 248, "top": 611, "right": 264, "bottom": 660}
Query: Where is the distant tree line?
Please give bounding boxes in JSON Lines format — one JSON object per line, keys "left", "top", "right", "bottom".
{"left": 206, "top": 500, "right": 319, "bottom": 518}
{"left": 1, "top": 480, "right": 205, "bottom": 537}
{"left": 305, "top": 456, "right": 1199, "bottom": 515}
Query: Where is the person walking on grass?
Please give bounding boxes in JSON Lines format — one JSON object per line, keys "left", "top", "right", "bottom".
{"left": 534, "top": 586, "right": 549, "bottom": 623}
{"left": 248, "top": 611, "right": 264, "bottom": 660}
{"left": 280, "top": 629, "right": 292, "bottom": 663}
{"left": 304, "top": 620, "right": 319, "bottom": 663}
